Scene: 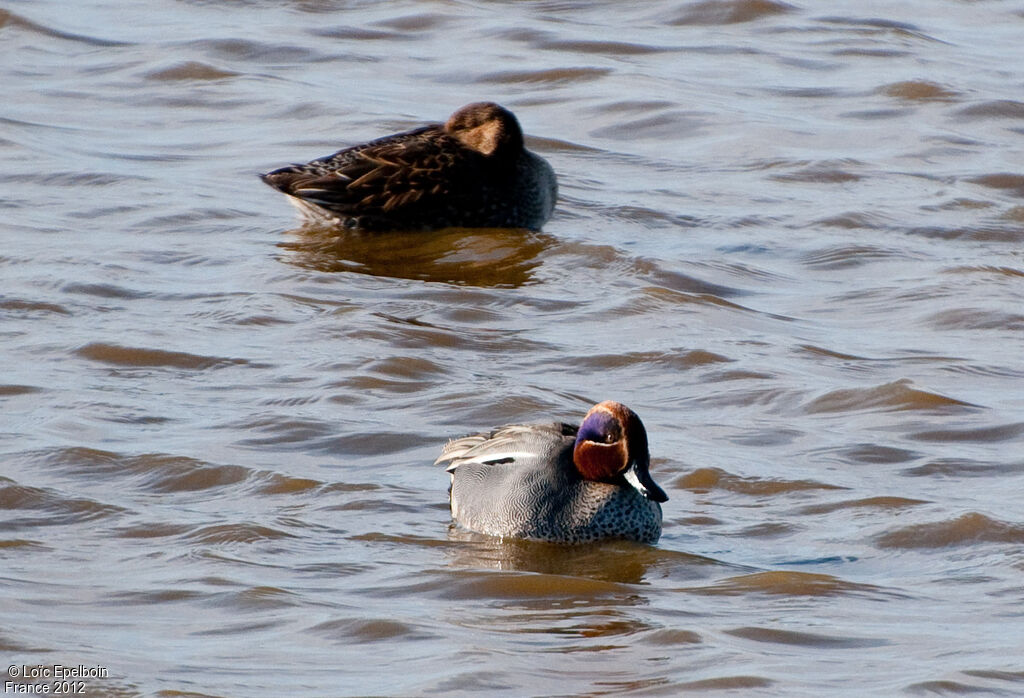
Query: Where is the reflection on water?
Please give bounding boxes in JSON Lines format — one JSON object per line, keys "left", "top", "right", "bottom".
{"left": 4, "top": 0, "right": 1024, "bottom": 696}
{"left": 444, "top": 529, "right": 735, "bottom": 583}
{"left": 278, "top": 225, "right": 555, "bottom": 286}
{"left": 684, "top": 570, "right": 893, "bottom": 599}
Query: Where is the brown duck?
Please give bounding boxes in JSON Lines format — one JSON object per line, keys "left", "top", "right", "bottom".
{"left": 261, "top": 102, "right": 557, "bottom": 232}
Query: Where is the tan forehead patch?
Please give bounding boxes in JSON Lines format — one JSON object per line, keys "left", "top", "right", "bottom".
{"left": 456, "top": 121, "right": 503, "bottom": 156}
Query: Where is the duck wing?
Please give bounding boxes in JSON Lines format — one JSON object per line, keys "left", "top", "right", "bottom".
{"left": 262, "top": 125, "right": 487, "bottom": 225}
{"left": 436, "top": 422, "right": 576, "bottom": 471}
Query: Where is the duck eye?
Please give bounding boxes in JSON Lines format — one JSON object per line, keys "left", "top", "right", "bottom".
{"left": 577, "top": 412, "right": 622, "bottom": 448}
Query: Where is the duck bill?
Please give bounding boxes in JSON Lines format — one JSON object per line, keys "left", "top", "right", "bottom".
{"left": 624, "top": 461, "right": 668, "bottom": 503}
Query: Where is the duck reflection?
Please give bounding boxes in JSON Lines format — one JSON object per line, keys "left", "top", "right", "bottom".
{"left": 277, "top": 225, "right": 555, "bottom": 287}
{"left": 444, "top": 527, "right": 724, "bottom": 585}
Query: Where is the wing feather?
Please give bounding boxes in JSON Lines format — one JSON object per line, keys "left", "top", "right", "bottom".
{"left": 262, "top": 125, "right": 486, "bottom": 227}
{"left": 435, "top": 422, "right": 576, "bottom": 471}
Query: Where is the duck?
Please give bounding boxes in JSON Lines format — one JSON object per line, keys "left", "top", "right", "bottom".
{"left": 435, "top": 401, "right": 668, "bottom": 544}
{"left": 261, "top": 102, "right": 557, "bottom": 232}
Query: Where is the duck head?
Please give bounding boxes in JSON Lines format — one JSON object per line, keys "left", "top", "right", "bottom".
{"left": 445, "top": 102, "right": 524, "bottom": 157}
{"left": 572, "top": 401, "right": 668, "bottom": 503}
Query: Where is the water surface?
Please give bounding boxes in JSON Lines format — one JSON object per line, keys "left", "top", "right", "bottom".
{"left": 3, "top": 0, "right": 1024, "bottom": 695}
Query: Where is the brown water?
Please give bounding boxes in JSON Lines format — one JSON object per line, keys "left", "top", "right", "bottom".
{"left": 3, "top": 0, "right": 1024, "bottom": 695}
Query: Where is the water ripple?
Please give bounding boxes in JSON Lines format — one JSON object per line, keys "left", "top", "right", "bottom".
{"left": 677, "top": 468, "right": 843, "bottom": 496}
{"left": 802, "top": 379, "right": 976, "bottom": 414}
{"left": 665, "top": 0, "right": 794, "bottom": 26}
{"left": 726, "top": 625, "right": 890, "bottom": 648}
{"left": 74, "top": 342, "right": 255, "bottom": 370}
{"left": 0, "top": 476, "right": 126, "bottom": 530}
{"left": 0, "top": 8, "right": 132, "bottom": 46}
{"left": 686, "top": 571, "right": 891, "bottom": 598}
{"left": 875, "top": 512, "right": 1024, "bottom": 549}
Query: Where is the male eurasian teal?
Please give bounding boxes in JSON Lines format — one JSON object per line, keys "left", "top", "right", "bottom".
{"left": 436, "top": 401, "right": 668, "bottom": 544}
{"left": 261, "top": 102, "right": 557, "bottom": 231}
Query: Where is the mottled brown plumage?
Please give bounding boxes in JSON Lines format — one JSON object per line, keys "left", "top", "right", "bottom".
{"left": 261, "top": 102, "right": 557, "bottom": 231}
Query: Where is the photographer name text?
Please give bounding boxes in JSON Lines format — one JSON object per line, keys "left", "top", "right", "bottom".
{"left": 6, "top": 665, "right": 108, "bottom": 694}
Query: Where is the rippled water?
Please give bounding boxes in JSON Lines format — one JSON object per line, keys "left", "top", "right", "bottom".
{"left": 3, "top": 0, "right": 1024, "bottom": 695}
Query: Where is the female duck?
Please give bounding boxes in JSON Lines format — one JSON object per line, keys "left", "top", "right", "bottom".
{"left": 436, "top": 401, "right": 668, "bottom": 544}
{"left": 261, "top": 102, "right": 557, "bottom": 231}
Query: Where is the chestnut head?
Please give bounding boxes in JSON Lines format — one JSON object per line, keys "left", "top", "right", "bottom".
{"left": 572, "top": 401, "right": 668, "bottom": 502}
